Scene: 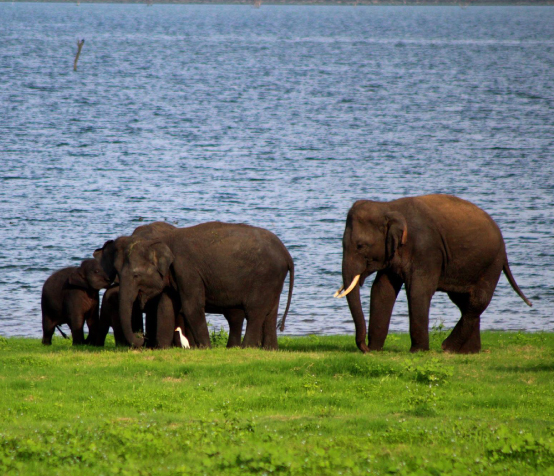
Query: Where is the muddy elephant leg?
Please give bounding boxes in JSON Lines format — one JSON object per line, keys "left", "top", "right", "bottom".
{"left": 367, "top": 271, "right": 403, "bottom": 351}
{"left": 406, "top": 278, "right": 437, "bottom": 352}
{"left": 42, "top": 313, "right": 56, "bottom": 345}
{"left": 224, "top": 309, "right": 245, "bottom": 348}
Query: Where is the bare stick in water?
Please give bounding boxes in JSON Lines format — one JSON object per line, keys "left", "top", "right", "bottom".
{"left": 74, "top": 39, "right": 85, "bottom": 71}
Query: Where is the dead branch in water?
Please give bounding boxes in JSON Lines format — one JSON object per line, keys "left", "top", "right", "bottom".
{"left": 74, "top": 39, "right": 85, "bottom": 71}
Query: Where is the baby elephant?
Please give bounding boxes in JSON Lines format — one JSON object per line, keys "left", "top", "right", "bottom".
{"left": 41, "top": 259, "right": 111, "bottom": 345}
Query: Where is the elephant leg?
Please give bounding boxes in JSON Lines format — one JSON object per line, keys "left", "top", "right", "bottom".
{"left": 84, "top": 299, "right": 101, "bottom": 346}
{"left": 131, "top": 299, "right": 144, "bottom": 335}
{"left": 242, "top": 308, "right": 265, "bottom": 349}
{"left": 406, "top": 278, "right": 437, "bottom": 352}
{"left": 181, "top": 318, "right": 198, "bottom": 348}
{"left": 181, "top": 299, "right": 210, "bottom": 348}
{"left": 97, "top": 288, "right": 118, "bottom": 346}
{"left": 224, "top": 309, "right": 245, "bottom": 348}
{"left": 144, "top": 297, "right": 159, "bottom": 349}
{"left": 42, "top": 313, "right": 56, "bottom": 345}
{"left": 69, "top": 315, "right": 86, "bottom": 345}
{"left": 99, "top": 287, "right": 127, "bottom": 346}
{"left": 155, "top": 292, "right": 176, "bottom": 349}
{"left": 261, "top": 301, "right": 280, "bottom": 351}
{"left": 85, "top": 316, "right": 101, "bottom": 346}
{"left": 442, "top": 291, "right": 490, "bottom": 354}
{"left": 442, "top": 264, "right": 500, "bottom": 354}
{"left": 367, "top": 271, "right": 403, "bottom": 351}
{"left": 173, "top": 311, "right": 197, "bottom": 348}
{"left": 112, "top": 316, "right": 127, "bottom": 346}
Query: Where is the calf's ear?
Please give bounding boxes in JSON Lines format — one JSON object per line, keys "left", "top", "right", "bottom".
{"left": 385, "top": 212, "right": 408, "bottom": 262}
{"left": 68, "top": 269, "right": 89, "bottom": 288}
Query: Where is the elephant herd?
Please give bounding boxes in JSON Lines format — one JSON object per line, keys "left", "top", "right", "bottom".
{"left": 41, "top": 194, "right": 532, "bottom": 354}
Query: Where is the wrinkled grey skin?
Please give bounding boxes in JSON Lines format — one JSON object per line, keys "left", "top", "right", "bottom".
{"left": 340, "top": 194, "right": 532, "bottom": 354}
{"left": 93, "top": 222, "right": 189, "bottom": 348}
{"left": 117, "top": 221, "right": 294, "bottom": 350}
{"left": 41, "top": 259, "right": 110, "bottom": 345}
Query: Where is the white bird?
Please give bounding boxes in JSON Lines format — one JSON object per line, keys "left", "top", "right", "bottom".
{"left": 175, "top": 327, "right": 190, "bottom": 349}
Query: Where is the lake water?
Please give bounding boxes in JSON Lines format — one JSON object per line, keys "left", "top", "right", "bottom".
{"left": 1, "top": 3, "right": 553, "bottom": 340}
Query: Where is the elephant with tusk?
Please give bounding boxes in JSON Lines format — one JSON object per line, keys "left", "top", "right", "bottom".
{"left": 336, "top": 194, "right": 532, "bottom": 354}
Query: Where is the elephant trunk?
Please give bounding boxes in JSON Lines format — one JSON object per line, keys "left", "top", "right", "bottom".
{"left": 119, "top": 282, "right": 145, "bottom": 348}
{"left": 346, "top": 286, "right": 369, "bottom": 353}
{"left": 342, "top": 259, "right": 369, "bottom": 353}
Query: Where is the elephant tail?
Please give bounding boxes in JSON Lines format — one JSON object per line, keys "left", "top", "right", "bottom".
{"left": 277, "top": 257, "right": 294, "bottom": 332}
{"left": 503, "top": 262, "right": 532, "bottom": 307}
{"left": 56, "top": 325, "right": 69, "bottom": 339}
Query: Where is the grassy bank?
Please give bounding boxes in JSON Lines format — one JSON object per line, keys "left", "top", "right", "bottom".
{"left": 0, "top": 331, "right": 553, "bottom": 475}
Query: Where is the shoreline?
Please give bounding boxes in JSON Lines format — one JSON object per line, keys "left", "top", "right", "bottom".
{"left": 3, "top": 1, "right": 554, "bottom": 5}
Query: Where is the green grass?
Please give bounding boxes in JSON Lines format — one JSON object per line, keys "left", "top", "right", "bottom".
{"left": 1, "top": 331, "right": 554, "bottom": 475}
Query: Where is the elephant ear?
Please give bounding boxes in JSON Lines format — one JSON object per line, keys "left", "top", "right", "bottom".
{"left": 385, "top": 212, "right": 408, "bottom": 262}
{"left": 68, "top": 268, "right": 89, "bottom": 289}
{"left": 148, "top": 241, "right": 174, "bottom": 280}
{"left": 94, "top": 240, "right": 117, "bottom": 282}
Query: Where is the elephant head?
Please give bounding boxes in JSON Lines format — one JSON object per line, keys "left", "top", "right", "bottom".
{"left": 93, "top": 223, "right": 176, "bottom": 283}
{"left": 335, "top": 201, "right": 407, "bottom": 351}
{"left": 118, "top": 239, "right": 174, "bottom": 348}
{"left": 93, "top": 236, "right": 131, "bottom": 283}
{"left": 69, "top": 259, "right": 111, "bottom": 291}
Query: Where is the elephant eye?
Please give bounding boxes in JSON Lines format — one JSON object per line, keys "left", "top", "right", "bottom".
{"left": 356, "top": 243, "right": 365, "bottom": 251}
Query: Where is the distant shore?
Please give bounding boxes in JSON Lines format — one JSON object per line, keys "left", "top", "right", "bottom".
{"left": 3, "top": 0, "right": 554, "bottom": 5}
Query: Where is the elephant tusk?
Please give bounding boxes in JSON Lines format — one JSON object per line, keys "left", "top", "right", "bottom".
{"left": 333, "top": 286, "right": 344, "bottom": 298}
{"left": 336, "top": 275, "right": 360, "bottom": 298}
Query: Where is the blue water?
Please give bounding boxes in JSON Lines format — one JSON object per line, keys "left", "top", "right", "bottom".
{"left": 1, "top": 4, "right": 553, "bottom": 339}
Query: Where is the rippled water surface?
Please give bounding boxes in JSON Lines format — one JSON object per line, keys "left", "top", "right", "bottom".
{"left": 1, "top": 4, "right": 553, "bottom": 339}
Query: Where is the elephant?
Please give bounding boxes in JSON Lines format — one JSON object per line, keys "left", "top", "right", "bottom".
{"left": 116, "top": 221, "right": 295, "bottom": 350}
{"left": 41, "top": 259, "right": 110, "bottom": 345}
{"left": 335, "top": 194, "right": 532, "bottom": 354}
{"left": 95, "top": 283, "right": 188, "bottom": 348}
{"left": 93, "top": 221, "right": 190, "bottom": 348}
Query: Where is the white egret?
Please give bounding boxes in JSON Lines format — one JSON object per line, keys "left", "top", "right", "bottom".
{"left": 175, "top": 327, "right": 190, "bottom": 349}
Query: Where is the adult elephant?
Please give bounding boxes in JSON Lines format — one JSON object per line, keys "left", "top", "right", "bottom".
{"left": 335, "top": 194, "right": 532, "bottom": 354}
{"left": 117, "top": 221, "right": 294, "bottom": 350}
{"left": 93, "top": 222, "right": 188, "bottom": 348}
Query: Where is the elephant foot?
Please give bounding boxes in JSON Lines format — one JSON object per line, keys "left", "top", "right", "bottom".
{"left": 357, "top": 341, "right": 371, "bottom": 353}
{"left": 441, "top": 340, "right": 461, "bottom": 353}
{"left": 442, "top": 338, "right": 481, "bottom": 354}
{"left": 442, "top": 321, "right": 481, "bottom": 354}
